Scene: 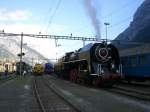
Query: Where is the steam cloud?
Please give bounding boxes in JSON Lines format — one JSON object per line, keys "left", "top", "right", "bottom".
{"left": 82, "top": 0, "right": 101, "bottom": 41}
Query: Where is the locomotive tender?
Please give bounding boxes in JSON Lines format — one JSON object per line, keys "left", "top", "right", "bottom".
{"left": 55, "top": 42, "right": 121, "bottom": 87}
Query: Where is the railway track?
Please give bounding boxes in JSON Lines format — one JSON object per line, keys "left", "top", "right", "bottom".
{"left": 121, "top": 81, "right": 150, "bottom": 88}
{"left": 107, "top": 84, "right": 150, "bottom": 101}
{"left": 32, "top": 76, "right": 80, "bottom": 112}
{"left": 43, "top": 75, "right": 150, "bottom": 102}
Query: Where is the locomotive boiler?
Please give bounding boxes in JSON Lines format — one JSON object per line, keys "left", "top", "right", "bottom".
{"left": 54, "top": 42, "right": 121, "bottom": 87}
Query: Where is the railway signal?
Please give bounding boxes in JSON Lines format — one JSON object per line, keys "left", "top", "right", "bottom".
{"left": 17, "top": 53, "right": 25, "bottom": 57}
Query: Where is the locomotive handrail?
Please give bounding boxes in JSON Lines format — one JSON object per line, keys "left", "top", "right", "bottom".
{"left": 119, "top": 64, "right": 123, "bottom": 76}
{"left": 97, "top": 64, "right": 102, "bottom": 76}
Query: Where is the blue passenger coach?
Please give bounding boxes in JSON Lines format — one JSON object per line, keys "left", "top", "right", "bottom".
{"left": 44, "top": 63, "right": 54, "bottom": 74}
{"left": 120, "top": 44, "right": 150, "bottom": 82}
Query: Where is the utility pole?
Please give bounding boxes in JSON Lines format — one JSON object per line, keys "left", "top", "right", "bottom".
{"left": 20, "top": 33, "right": 23, "bottom": 76}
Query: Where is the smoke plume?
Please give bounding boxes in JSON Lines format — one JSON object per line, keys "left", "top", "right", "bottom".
{"left": 82, "top": 0, "right": 101, "bottom": 41}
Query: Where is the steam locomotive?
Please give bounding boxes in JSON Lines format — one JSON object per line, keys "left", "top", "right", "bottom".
{"left": 54, "top": 42, "right": 121, "bottom": 87}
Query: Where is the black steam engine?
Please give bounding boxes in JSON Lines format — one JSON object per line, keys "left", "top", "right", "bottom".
{"left": 54, "top": 42, "right": 121, "bottom": 87}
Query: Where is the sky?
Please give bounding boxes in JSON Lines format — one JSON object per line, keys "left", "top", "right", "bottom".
{"left": 0, "top": 0, "right": 145, "bottom": 61}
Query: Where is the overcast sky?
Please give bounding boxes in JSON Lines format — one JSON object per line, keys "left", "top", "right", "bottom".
{"left": 0, "top": 0, "right": 144, "bottom": 60}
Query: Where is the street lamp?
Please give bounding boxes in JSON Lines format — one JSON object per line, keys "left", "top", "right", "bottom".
{"left": 104, "top": 22, "right": 110, "bottom": 42}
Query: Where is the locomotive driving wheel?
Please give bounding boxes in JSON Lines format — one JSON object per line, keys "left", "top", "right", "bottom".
{"left": 92, "top": 77, "right": 100, "bottom": 86}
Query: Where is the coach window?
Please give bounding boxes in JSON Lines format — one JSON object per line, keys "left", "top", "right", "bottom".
{"left": 121, "top": 57, "right": 129, "bottom": 67}
{"left": 131, "top": 56, "right": 137, "bottom": 67}
{"left": 139, "top": 54, "right": 147, "bottom": 65}
{"left": 121, "top": 58, "right": 125, "bottom": 66}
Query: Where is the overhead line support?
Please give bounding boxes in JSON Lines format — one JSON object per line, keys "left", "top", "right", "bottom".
{"left": 0, "top": 32, "right": 96, "bottom": 42}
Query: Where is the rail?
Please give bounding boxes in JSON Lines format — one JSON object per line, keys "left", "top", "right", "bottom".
{"left": 33, "top": 78, "right": 46, "bottom": 112}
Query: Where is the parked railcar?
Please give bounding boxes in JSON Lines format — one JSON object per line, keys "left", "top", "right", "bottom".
{"left": 54, "top": 42, "right": 121, "bottom": 87}
{"left": 120, "top": 44, "right": 150, "bottom": 82}
{"left": 32, "top": 63, "right": 44, "bottom": 76}
{"left": 15, "top": 61, "right": 30, "bottom": 75}
{"left": 44, "top": 62, "right": 54, "bottom": 74}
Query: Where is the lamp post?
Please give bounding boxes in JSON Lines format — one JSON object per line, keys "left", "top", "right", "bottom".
{"left": 104, "top": 22, "right": 110, "bottom": 43}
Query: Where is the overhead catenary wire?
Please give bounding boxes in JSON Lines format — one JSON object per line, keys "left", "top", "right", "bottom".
{"left": 101, "top": 0, "right": 141, "bottom": 20}
{"left": 109, "top": 16, "right": 132, "bottom": 28}
{"left": 102, "top": 0, "right": 143, "bottom": 31}
{"left": 40, "top": 1, "right": 54, "bottom": 33}
{"left": 44, "top": 0, "right": 62, "bottom": 33}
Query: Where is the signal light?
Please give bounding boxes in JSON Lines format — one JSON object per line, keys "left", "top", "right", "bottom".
{"left": 17, "top": 52, "right": 25, "bottom": 57}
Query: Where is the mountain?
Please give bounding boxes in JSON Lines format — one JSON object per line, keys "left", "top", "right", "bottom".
{"left": 0, "top": 36, "right": 49, "bottom": 65}
{"left": 114, "top": 0, "right": 150, "bottom": 49}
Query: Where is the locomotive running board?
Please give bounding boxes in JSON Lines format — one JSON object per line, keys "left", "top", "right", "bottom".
{"left": 119, "top": 64, "right": 123, "bottom": 76}
{"left": 90, "top": 74, "right": 99, "bottom": 76}
{"left": 97, "top": 64, "right": 102, "bottom": 76}
{"left": 63, "top": 59, "right": 87, "bottom": 64}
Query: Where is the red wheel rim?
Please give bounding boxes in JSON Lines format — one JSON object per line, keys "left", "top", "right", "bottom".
{"left": 92, "top": 78, "right": 100, "bottom": 86}
{"left": 69, "top": 69, "right": 77, "bottom": 82}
